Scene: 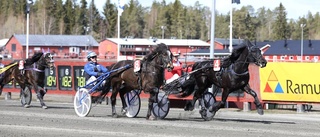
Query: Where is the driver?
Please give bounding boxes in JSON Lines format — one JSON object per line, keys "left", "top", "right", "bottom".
{"left": 0, "top": 55, "right": 4, "bottom": 69}
{"left": 165, "top": 52, "right": 184, "bottom": 83}
{"left": 84, "top": 51, "right": 109, "bottom": 86}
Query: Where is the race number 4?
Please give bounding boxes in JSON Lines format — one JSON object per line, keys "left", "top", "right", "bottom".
{"left": 213, "top": 59, "right": 221, "bottom": 71}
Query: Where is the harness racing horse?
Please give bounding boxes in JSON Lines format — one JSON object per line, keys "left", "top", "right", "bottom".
{"left": 108, "top": 43, "right": 174, "bottom": 120}
{"left": 179, "top": 39, "right": 267, "bottom": 120}
{"left": 0, "top": 51, "right": 54, "bottom": 108}
{"left": 0, "top": 52, "right": 44, "bottom": 95}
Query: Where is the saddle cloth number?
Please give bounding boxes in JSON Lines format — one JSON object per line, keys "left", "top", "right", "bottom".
{"left": 134, "top": 60, "right": 141, "bottom": 73}
{"left": 213, "top": 59, "right": 220, "bottom": 71}
{"left": 18, "top": 60, "right": 24, "bottom": 70}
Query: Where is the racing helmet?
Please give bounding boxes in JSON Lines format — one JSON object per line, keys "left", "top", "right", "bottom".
{"left": 87, "top": 51, "right": 97, "bottom": 59}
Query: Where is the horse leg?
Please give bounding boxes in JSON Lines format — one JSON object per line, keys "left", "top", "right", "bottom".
{"left": 96, "top": 82, "right": 111, "bottom": 104}
{"left": 243, "top": 85, "right": 264, "bottom": 115}
{"left": 111, "top": 83, "right": 121, "bottom": 118}
{"left": 35, "top": 86, "right": 47, "bottom": 109}
{"left": 184, "top": 96, "right": 198, "bottom": 111}
{"left": 209, "top": 88, "right": 230, "bottom": 113}
{"left": 184, "top": 86, "right": 204, "bottom": 111}
{"left": 146, "top": 88, "right": 157, "bottom": 120}
{"left": 0, "top": 84, "right": 3, "bottom": 95}
{"left": 119, "top": 86, "right": 128, "bottom": 115}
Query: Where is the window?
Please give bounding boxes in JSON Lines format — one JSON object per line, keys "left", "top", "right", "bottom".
{"left": 12, "top": 44, "right": 16, "bottom": 52}
{"left": 289, "top": 56, "right": 293, "bottom": 60}
{"left": 305, "top": 56, "right": 310, "bottom": 60}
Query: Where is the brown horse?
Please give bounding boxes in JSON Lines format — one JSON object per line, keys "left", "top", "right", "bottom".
{"left": 0, "top": 51, "right": 54, "bottom": 108}
{"left": 179, "top": 39, "right": 267, "bottom": 120}
{"left": 107, "top": 43, "right": 174, "bottom": 120}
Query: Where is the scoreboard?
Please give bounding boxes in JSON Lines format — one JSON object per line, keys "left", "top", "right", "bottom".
{"left": 73, "top": 66, "right": 85, "bottom": 90}
{"left": 45, "top": 68, "right": 57, "bottom": 90}
{"left": 57, "top": 66, "right": 73, "bottom": 90}
{"left": 1, "top": 62, "right": 113, "bottom": 93}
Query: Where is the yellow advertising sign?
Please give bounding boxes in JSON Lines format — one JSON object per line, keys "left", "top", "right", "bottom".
{"left": 260, "top": 62, "right": 320, "bottom": 102}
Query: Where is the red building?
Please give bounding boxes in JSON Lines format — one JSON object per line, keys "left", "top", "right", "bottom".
{"left": 99, "top": 38, "right": 211, "bottom": 60}
{"left": 4, "top": 34, "right": 99, "bottom": 59}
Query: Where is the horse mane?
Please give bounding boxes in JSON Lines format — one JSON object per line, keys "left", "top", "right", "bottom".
{"left": 229, "top": 39, "right": 253, "bottom": 60}
{"left": 24, "top": 52, "right": 44, "bottom": 66}
{"left": 144, "top": 43, "right": 168, "bottom": 62}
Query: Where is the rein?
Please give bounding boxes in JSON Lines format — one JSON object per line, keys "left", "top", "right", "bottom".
{"left": 143, "top": 52, "right": 168, "bottom": 70}
{"left": 229, "top": 64, "right": 248, "bottom": 76}
{"left": 24, "top": 53, "right": 54, "bottom": 72}
{"left": 24, "top": 63, "right": 45, "bottom": 72}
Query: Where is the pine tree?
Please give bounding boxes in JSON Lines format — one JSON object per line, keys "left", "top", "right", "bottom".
{"left": 88, "top": 0, "right": 102, "bottom": 40}
{"left": 273, "top": 3, "right": 288, "bottom": 40}
{"left": 79, "top": 0, "right": 88, "bottom": 35}
{"left": 63, "top": 0, "right": 75, "bottom": 34}
{"left": 103, "top": 0, "right": 117, "bottom": 38}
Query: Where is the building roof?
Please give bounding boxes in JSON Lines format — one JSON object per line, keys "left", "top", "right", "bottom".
{"left": 187, "top": 41, "right": 266, "bottom": 56}
{"left": 259, "top": 40, "right": 320, "bottom": 56}
{"left": 188, "top": 49, "right": 231, "bottom": 56}
{"left": 107, "top": 38, "right": 157, "bottom": 46}
{"left": 187, "top": 39, "right": 320, "bottom": 56}
{"left": 0, "top": 39, "right": 9, "bottom": 47}
{"left": 215, "top": 38, "right": 244, "bottom": 46}
{"left": 106, "top": 38, "right": 210, "bottom": 47}
{"left": 13, "top": 34, "right": 99, "bottom": 47}
{"left": 157, "top": 39, "right": 210, "bottom": 46}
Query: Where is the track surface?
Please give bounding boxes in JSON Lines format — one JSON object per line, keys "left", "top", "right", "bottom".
{"left": 0, "top": 96, "right": 320, "bottom": 137}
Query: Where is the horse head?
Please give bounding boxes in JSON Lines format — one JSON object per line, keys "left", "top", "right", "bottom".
{"left": 245, "top": 40, "right": 267, "bottom": 68}
{"left": 147, "top": 43, "right": 174, "bottom": 71}
{"left": 44, "top": 52, "right": 55, "bottom": 69}
{"left": 38, "top": 50, "right": 55, "bottom": 69}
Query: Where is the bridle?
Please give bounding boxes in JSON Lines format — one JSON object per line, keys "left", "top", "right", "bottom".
{"left": 228, "top": 46, "right": 263, "bottom": 75}
{"left": 28, "top": 52, "right": 55, "bottom": 72}
{"left": 147, "top": 50, "right": 172, "bottom": 69}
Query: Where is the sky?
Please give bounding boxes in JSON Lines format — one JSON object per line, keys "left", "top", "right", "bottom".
{"left": 92, "top": 0, "right": 320, "bottom": 20}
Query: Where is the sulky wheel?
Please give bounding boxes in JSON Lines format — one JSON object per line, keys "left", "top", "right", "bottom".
{"left": 74, "top": 88, "right": 92, "bottom": 117}
{"left": 152, "top": 92, "right": 170, "bottom": 119}
{"left": 20, "top": 87, "right": 32, "bottom": 107}
{"left": 124, "top": 90, "right": 141, "bottom": 118}
{"left": 200, "top": 91, "right": 216, "bottom": 121}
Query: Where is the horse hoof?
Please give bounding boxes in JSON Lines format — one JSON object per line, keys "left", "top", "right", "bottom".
{"left": 42, "top": 106, "right": 48, "bottom": 109}
{"left": 147, "top": 115, "right": 157, "bottom": 120}
{"left": 184, "top": 105, "right": 194, "bottom": 111}
{"left": 121, "top": 109, "right": 127, "bottom": 115}
{"left": 112, "top": 113, "right": 118, "bottom": 118}
{"left": 24, "top": 104, "right": 30, "bottom": 108}
{"left": 257, "top": 109, "right": 264, "bottom": 115}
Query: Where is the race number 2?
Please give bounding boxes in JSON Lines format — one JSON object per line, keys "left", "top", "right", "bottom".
{"left": 58, "top": 66, "right": 73, "bottom": 90}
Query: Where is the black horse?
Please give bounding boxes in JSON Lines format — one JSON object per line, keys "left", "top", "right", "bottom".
{"left": 0, "top": 51, "right": 54, "bottom": 108}
{"left": 107, "top": 43, "right": 174, "bottom": 120}
{"left": 179, "top": 39, "right": 267, "bottom": 119}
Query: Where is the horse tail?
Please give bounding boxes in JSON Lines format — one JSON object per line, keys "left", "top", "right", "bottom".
{"left": 179, "top": 76, "right": 196, "bottom": 97}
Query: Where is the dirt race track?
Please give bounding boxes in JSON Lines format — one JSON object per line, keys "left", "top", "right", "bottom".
{"left": 0, "top": 94, "right": 320, "bottom": 137}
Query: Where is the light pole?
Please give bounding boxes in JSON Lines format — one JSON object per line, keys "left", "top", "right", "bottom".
{"left": 230, "top": 0, "right": 241, "bottom": 52}
{"left": 161, "top": 26, "right": 165, "bottom": 39}
{"left": 26, "top": 0, "right": 33, "bottom": 58}
{"left": 300, "top": 24, "right": 306, "bottom": 62}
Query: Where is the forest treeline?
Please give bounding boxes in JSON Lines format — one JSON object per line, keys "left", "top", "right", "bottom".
{"left": 0, "top": 0, "right": 319, "bottom": 42}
